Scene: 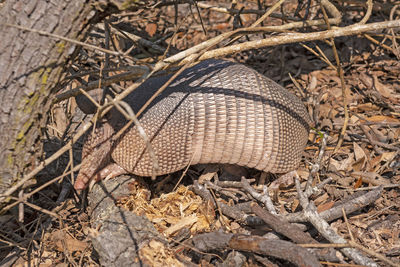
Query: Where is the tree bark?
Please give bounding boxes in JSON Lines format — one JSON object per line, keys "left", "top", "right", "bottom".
{"left": 0, "top": 0, "right": 116, "bottom": 197}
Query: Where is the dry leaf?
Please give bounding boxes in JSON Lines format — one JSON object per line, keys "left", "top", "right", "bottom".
{"left": 359, "top": 72, "right": 373, "bottom": 88}
{"left": 212, "top": 22, "right": 231, "bottom": 31}
{"left": 329, "top": 155, "right": 354, "bottom": 172}
{"left": 51, "top": 229, "right": 88, "bottom": 252}
{"left": 353, "top": 142, "right": 366, "bottom": 161}
{"left": 163, "top": 215, "right": 198, "bottom": 237}
{"left": 354, "top": 177, "right": 363, "bottom": 189}
{"left": 351, "top": 220, "right": 368, "bottom": 229}
{"left": 270, "top": 172, "right": 296, "bottom": 190}
{"left": 198, "top": 171, "right": 217, "bottom": 184}
{"left": 145, "top": 23, "right": 157, "bottom": 37}
{"left": 351, "top": 172, "right": 389, "bottom": 186}
{"left": 351, "top": 103, "right": 380, "bottom": 112}
{"left": 363, "top": 115, "right": 400, "bottom": 123}
{"left": 314, "top": 193, "right": 329, "bottom": 206}
{"left": 373, "top": 75, "right": 397, "bottom": 99}
{"left": 352, "top": 142, "right": 366, "bottom": 171}
{"left": 140, "top": 240, "right": 184, "bottom": 267}
{"left": 317, "top": 201, "right": 335, "bottom": 213}
{"left": 291, "top": 198, "right": 300, "bottom": 213}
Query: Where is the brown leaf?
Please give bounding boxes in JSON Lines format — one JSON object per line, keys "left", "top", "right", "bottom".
{"left": 360, "top": 72, "right": 373, "bottom": 88}
{"left": 373, "top": 75, "right": 398, "bottom": 100}
{"left": 352, "top": 158, "right": 366, "bottom": 172}
{"left": 291, "top": 198, "right": 300, "bottom": 213}
{"left": 351, "top": 103, "right": 380, "bottom": 112}
{"left": 354, "top": 177, "right": 363, "bottom": 189}
{"left": 363, "top": 115, "right": 400, "bottom": 123}
{"left": 317, "top": 201, "right": 335, "bottom": 213}
{"left": 163, "top": 215, "right": 198, "bottom": 236}
{"left": 314, "top": 193, "right": 329, "bottom": 206}
{"left": 145, "top": 23, "right": 157, "bottom": 37}
{"left": 353, "top": 142, "right": 366, "bottom": 161}
{"left": 51, "top": 229, "right": 88, "bottom": 252}
{"left": 198, "top": 165, "right": 219, "bottom": 184}
{"left": 212, "top": 23, "right": 230, "bottom": 31}
{"left": 270, "top": 172, "right": 296, "bottom": 190}
{"left": 352, "top": 142, "right": 366, "bottom": 171}
{"left": 329, "top": 155, "right": 354, "bottom": 172}
{"left": 369, "top": 154, "right": 383, "bottom": 170}
{"left": 140, "top": 240, "right": 184, "bottom": 267}
{"left": 320, "top": 118, "right": 333, "bottom": 130}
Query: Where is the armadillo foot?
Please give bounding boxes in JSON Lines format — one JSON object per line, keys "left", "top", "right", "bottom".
{"left": 74, "top": 163, "right": 129, "bottom": 190}
{"left": 98, "top": 163, "right": 128, "bottom": 181}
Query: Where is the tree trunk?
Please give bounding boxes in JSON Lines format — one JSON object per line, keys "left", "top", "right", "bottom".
{"left": 0, "top": 0, "right": 115, "bottom": 197}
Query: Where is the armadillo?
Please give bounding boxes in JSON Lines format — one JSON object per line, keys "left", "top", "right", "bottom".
{"left": 74, "top": 59, "right": 312, "bottom": 190}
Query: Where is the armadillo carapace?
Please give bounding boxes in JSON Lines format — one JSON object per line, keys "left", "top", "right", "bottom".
{"left": 74, "top": 60, "right": 312, "bottom": 190}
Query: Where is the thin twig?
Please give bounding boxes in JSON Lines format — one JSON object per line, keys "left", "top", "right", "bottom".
{"left": 3, "top": 23, "right": 121, "bottom": 56}
{"left": 295, "top": 177, "right": 378, "bottom": 266}
{"left": 241, "top": 177, "right": 277, "bottom": 214}
{"left": 98, "top": 23, "right": 166, "bottom": 54}
{"left": 305, "top": 131, "right": 328, "bottom": 196}
{"left": 347, "top": 240, "right": 399, "bottom": 267}
{"left": 357, "top": 0, "right": 373, "bottom": 25}
{"left": 319, "top": 3, "right": 349, "bottom": 153}
{"left": 226, "top": 0, "right": 286, "bottom": 45}
{"left": 301, "top": 43, "right": 336, "bottom": 69}
{"left": 0, "top": 118, "right": 89, "bottom": 202}
{"left": 363, "top": 33, "right": 396, "bottom": 53}
{"left": 55, "top": 66, "right": 149, "bottom": 103}
{"left": 1, "top": 165, "right": 81, "bottom": 213}
{"left": 183, "top": 20, "right": 400, "bottom": 64}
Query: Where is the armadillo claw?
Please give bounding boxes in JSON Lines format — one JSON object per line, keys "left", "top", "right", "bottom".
{"left": 74, "top": 163, "right": 129, "bottom": 190}
{"left": 98, "top": 163, "right": 128, "bottom": 181}
{"left": 74, "top": 174, "right": 91, "bottom": 190}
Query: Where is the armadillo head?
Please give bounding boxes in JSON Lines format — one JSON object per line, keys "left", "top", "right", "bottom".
{"left": 75, "top": 88, "right": 103, "bottom": 115}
